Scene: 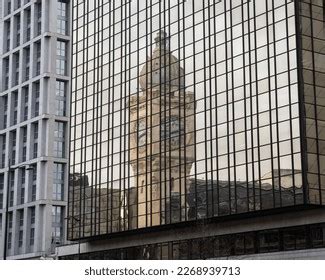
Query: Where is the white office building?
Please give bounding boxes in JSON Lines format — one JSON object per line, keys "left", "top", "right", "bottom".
{"left": 0, "top": 0, "right": 70, "bottom": 259}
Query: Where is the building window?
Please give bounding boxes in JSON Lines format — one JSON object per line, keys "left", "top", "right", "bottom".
{"left": 57, "top": 0, "right": 68, "bottom": 35}
{"left": 12, "top": 91, "right": 18, "bottom": 125}
{"left": 55, "top": 81, "right": 66, "bottom": 116}
{"left": 15, "top": 14, "right": 21, "bottom": 47}
{"left": 30, "top": 207, "right": 35, "bottom": 224}
{"left": 2, "top": 95, "right": 8, "bottom": 129}
{"left": 35, "top": 42, "right": 41, "bottom": 76}
{"left": 0, "top": 136, "right": 5, "bottom": 169}
{"left": 7, "top": 232, "right": 12, "bottom": 249}
{"left": 22, "top": 126, "right": 27, "bottom": 162}
{"left": 32, "top": 122, "right": 38, "bottom": 158}
{"left": 54, "top": 122, "right": 65, "bottom": 158}
{"left": 20, "top": 169, "right": 26, "bottom": 204}
{"left": 33, "top": 82, "right": 40, "bottom": 116}
{"left": 22, "top": 87, "right": 29, "bottom": 121}
{"left": 11, "top": 131, "right": 17, "bottom": 165}
{"left": 13, "top": 52, "right": 20, "bottom": 86}
{"left": 15, "top": 0, "right": 21, "bottom": 10}
{"left": 8, "top": 212, "right": 13, "bottom": 229}
{"left": 31, "top": 165, "right": 37, "bottom": 201}
{"left": 5, "top": 20, "right": 11, "bottom": 52}
{"left": 30, "top": 228, "right": 35, "bottom": 246}
{"left": 53, "top": 163, "right": 64, "bottom": 200}
{"left": 6, "top": 0, "right": 12, "bottom": 15}
{"left": 18, "top": 209, "right": 24, "bottom": 247}
{"left": 56, "top": 40, "right": 67, "bottom": 75}
{"left": 0, "top": 174, "right": 4, "bottom": 209}
{"left": 36, "top": 2, "right": 42, "bottom": 36}
{"left": 19, "top": 210, "right": 24, "bottom": 226}
{"left": 9, "top": 171, "right": 15, "bottom": 207}
{"left": 52, "top": 206, "right": 63, "bottom": 245}
{"left": 25, "top": 8, "right": 31, "bottom": 42}
{"left": 3, "top": 58, "right": 10, "bottom": 90}
{"left": 24, "top": 47, "right": 30, "bottom": 81}
{"left": 18, "top": 230, "right": 23, "bottom": 247}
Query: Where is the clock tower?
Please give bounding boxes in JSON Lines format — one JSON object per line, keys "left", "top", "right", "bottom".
{"left": 129, "top": 31, "right": 195, "bottom": 228}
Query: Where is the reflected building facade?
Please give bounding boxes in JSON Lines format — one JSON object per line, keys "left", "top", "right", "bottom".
{"left": 63, "top": 0, "right": 325, "bottom": 259}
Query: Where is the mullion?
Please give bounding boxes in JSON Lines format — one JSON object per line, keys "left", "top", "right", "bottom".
{"left": 127, "top": 0, "right": 132, "bottom": 231}
{"left": 223, "top": 0, "right": 231, "bottom": 215}
{"left": 241, "top": 0, "right": 250, "bottom": 213}
{"left": 149, "top": 0, "right": 154, "bottom": 228}
{"left": 246, "top": 0, "right": 256, "bottom": 211}
{"left": 191, "top": 0, "right": 198, "bottom": 221}
{"left": 271, "top": 0, "right": 283, "bottom": 207}
{"left": 105, "top": 0, "right": 112, "bottom": 235}
{"left": 252, "top": 0, "right": 263, "bottom": 210}
{"left": 145, "top": 0, "right": 149, "bottom": 228}
{"left": 230, "top": 0, "right": 238, "bottom": 214}
{"left": 265, "top": 0, "right": 276, "bottom": 209}
{"left": 284, "top": 0, "right": 298, "bottom": 205}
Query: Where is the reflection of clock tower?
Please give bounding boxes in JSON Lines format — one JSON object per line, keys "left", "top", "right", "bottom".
{"left": 129, "top": 31, "right": 195, "bottom": 228}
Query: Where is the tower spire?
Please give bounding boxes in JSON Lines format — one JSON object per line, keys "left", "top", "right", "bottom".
{"left": 154, "top": 30, "right": 170, "bottom": 50}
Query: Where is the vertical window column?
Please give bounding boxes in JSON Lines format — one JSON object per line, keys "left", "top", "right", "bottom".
{"left": 32, "top": 82, "right": 40, "bottom": 116}
{"left": 2, "top": 96, "right": 8, "bottom": 129}
{"left": 57, "top": 0, "right": 68, "bottom": 35}
{"left": 6, "top": 0, "right": 12, "bottom": 16}
{"left": 53, "top": 163, "right": 64, "bottom": 200}
{"left": 32, "top": 122, "right": 38, "bottom": 159}
{"left": 34, "top": 42, "right": 41, "bottom": 76}
{"left": 12, "top": 91, "right": 18, "bottom": 125}
{"left": 25, "top": 8, "right": 31, "bottom": 42}
{"left": 20, "top": 169, "right": 26, "bottom": 204}
{"left": 15, "top": 14, "right": 21, "bottom": 47}
{"left": 9, "top": 171, "right": 15, "bottom": 207}
{"left": 13, "top": 52, "right": 20, "bottom": 86}
{"left": 5, "top": 20, "right": 11, "bottom": 52}
{"left": 21, "top": 126, "right": 27, "bottom": 162}
{"left": 7, "top": 213, "right": 13, "bottom": 251}
{"left": 24, "top": 47, "right": 30, "bottom": 81}
{"left": 0, "top": 135, "right": 6, "bottom": 168}
{"left": 56, "top": 40, "right": 67, "bottom": 75}
{"left": 10, "top": 131, "right": 17, "bottom": 165}
{"left": 22, "top": 86, "right": 29, "bottom": 121}
{"left": 29, "top": 165, "right": 37, "bottom": 202}
{"left": 0, "top": 174, "right": 4, "bottom": 209}
{"left": 3, "top": 58, "right": 10, "bottom": 90}
{"left": 18, "top": 209, "right": 24, "bottom": 249}
{"left": 29, "top": 207, "right": 35, "bottom": 247}
{"left": 55, "top": 80, "right": 66, "bottom": 116}
{"left": 35, "top": 2, "right": 42, "bottom": 36}
{"left": 54, "top": 122, "right": 65, "bottom": 158}
{"left": 51, "top": 206, "right": 63, "bottom": 246}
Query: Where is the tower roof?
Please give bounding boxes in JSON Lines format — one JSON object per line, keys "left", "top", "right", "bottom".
{"left": 139, "top": 31, "right": 185, "bottom": 91}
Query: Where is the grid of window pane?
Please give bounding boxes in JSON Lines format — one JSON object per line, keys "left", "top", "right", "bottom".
{"left": 55, "top": 80, "right": 67, "bottom": 116}
{"left": 61, "top": 223, "right": 325, "bottom": 260}
{"left": 56, "top": 40, "right": 67, "bottom": 75}
{"left": 68, "top": 0, "right": 323, "bottom": 240}
{"left": 54, "top": 121, "right": 66, "bottom": 158}
{"left": 298, "top": 0, "right": 325, "bottom": 205}
{"left": 57, "top": 0, "right": 68, "bottom": 35}
{"left": 52, "top": 206, "right": 63, "bottom": 245}
{"left": 53, "top": 163, "right": 65, "bottom": 200}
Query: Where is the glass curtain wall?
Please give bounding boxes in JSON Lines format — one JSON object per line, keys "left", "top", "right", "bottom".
{"left": 298, "top": 0, "right": 325, "bottom": 205}
{"left": 69, "top": 0, "right": 311, "bottom": 240}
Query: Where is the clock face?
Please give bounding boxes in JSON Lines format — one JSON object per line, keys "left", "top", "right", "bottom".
{"left": 136, "top": 120, "right": 147, "bottom": 147}
{"left": 161, "top": 116, "right": 183, "bottom": 146}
